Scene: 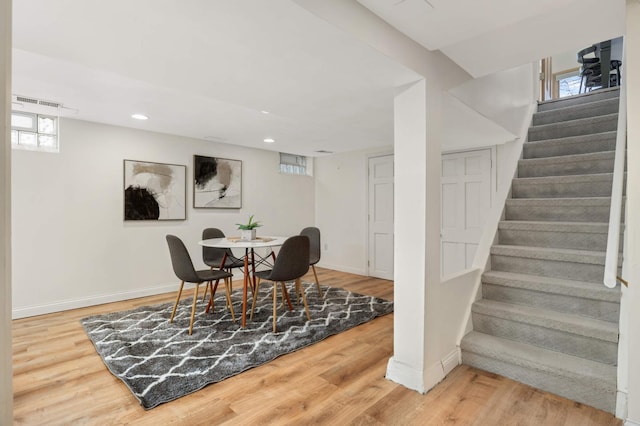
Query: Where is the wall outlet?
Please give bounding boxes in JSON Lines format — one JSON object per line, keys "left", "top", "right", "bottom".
{"left": 324, "top": 243, "right": 328, "bottom": 251}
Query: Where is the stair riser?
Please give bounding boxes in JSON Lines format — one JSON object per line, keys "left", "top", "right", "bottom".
{"left": 518, "top": 157, "right": 614, "bottom": 178}
{"left": 498, "top": 229, "right": 614, "bottom": 251}
{"left": 505, "top": 203, "right": 611, "bottom": 222}
{"left": 461, "top": 351, "right": 615, "bottom": 413}
{"left": 491, "top": 254, "right": 604, "bottom": 283}
{"left": 512, "top": 179, "right": 612, "bottom": 198}
{"left": 482, "top": 283, "right": 620, "bottom": 322}
{"left": 533, "top": 101, "right": 619, "bottom": 126}
{"left": 537, "top": 90, "right": 620, "bottom": 112}
{"left": 528, "top": 116, "right": 617, "bottom": 142}
{"left": 471, "top": 312, "right": 617, "bottom": 365}
{"left": 523, "top": 135, "right": 616, "bottom": 159}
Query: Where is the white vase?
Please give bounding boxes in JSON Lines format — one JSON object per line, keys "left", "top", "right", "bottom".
{"left": 240, "top": 229, "right": 256, "bottom": 241}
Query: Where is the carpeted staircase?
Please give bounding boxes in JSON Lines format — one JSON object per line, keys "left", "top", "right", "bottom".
{"left": 460, "top": 87, "right": 623, "bottom": 414}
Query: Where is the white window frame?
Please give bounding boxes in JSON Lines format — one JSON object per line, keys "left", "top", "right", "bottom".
{"left": 279, "top": 152, "right": 312, "bottom": 176}
{"left": 11, "top": 111, "right": 59, "bottom": 153}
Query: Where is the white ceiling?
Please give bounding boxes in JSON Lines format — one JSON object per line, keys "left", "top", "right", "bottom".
{"left": 11, "top": 0, "right": 420, "bottom": 156}
{"left": 358, "top": 0, "right": 625, "bottom": 78}
{"left": 12, "top": 0, "right": 626, "bottom": 157}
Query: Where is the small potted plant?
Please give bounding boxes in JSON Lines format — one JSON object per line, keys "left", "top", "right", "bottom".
{"left": 236, "top": 214, "right": 262, "bottom": 241}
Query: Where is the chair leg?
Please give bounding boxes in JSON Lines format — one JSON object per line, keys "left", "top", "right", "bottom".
{"left": 202, "top": 269, "right": 213, "bottom": 301}
{"left": 250, "top": 277, "right": 262, "bottom": 320}
{"left": 282, "top": 283, "right": 294, "bottom": 311}
{"left": 225, "top": 269, "right": 233, "bottom": 309}
{"left": 227, "top": 269, "right": 234, "bottom": 293}
{"left": 280, "top": 282, "right": 288, "bottom": 310}
{"left": 205, "top": 280, "right": 221, "bottom": 314}
{"left": 312, "top": 265, "right": 322, "bottom": 297}
{"left": 170, "top": 281, "right": 185, "bottom": 323}
{"left": 189, "top": 283, "right": 200, "bottom": 335}
{"left": 296, "top": 278, "right": 311, "bottom": 321}
{"left": 202, "top": 283, "right": 208, "bottom": 302}
{"left": 272, "top": 281, "right": 278, "bottom": 333}
{"left": 224, "top": 277, "right": 236, "bottom": 322}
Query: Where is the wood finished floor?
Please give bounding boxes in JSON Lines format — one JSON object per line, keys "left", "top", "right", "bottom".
{"left": 13, "top": 268, "right": 621, "bottom": 425}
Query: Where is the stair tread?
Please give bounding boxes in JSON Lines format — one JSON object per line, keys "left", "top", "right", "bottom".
{"left": 491, "top": 244, "right": 605, "bottom": 264}
{"left": 537, "top": 87, "right": 619, "bottom": 109}
{"left": 491, "top": 244, "right": 604, "bottom": 257}
{"left": 461, "top": 331, "right": 616, "bottom": 384}
{"left": 498, "top": 220, "right": 609, "bottom": 232}
{"left": 535, "top": 97, "right": 618, "bottom": 116}
{"left": 524, "top": 130, "right": 616, "bottom": 146}
{"left": 506, "top": 197, "right": 613, "bottom": 206}
{"left": 513, "top": 172, "right": 613, "bottom": 184}
{"left": 519, "top": 151, "right": 615, "bottom": 166}
{"left": 530, "top": 113, "right": 618, "bottom": 130}
{"left": 472, "top": 299, "right": 618, "bottom": 342}
{"left": 482, "top": 270, "right": 621, "bottom": 302}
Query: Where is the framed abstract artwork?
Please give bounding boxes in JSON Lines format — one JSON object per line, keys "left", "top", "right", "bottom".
{"left": 123, "top": 159, "right": 186, "bottom": 221}
{"left": 193, "top": 155, "right": 242, "bottom": 209}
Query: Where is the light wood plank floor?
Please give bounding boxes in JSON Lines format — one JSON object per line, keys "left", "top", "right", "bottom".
{"left": 13, "top": 268, "right": 621, "bottom": 425}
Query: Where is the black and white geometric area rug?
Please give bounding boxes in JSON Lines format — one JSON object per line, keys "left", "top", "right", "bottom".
{"left": 81, "top": 282, "right": 393, "bottom": 409}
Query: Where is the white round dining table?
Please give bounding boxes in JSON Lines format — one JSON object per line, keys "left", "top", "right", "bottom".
{"left": 199, "top": 236, "right": 287, "bottom": 327}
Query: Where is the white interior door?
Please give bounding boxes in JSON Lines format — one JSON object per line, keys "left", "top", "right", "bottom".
{"left": 368, "top": 155, "right": 394, "bottom": 280}
{"left": 441, "top": 149, "right": 492, "bottom": 277}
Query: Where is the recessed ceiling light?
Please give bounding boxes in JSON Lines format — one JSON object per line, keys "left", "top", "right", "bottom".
{"left": 263, "top": 138, "right": 275, "bottom": 143}
{"left": 261, "top": 110, "right": 270, "bottom": 114}
{"left": 131, "top": 113, "right": 149, "bottom": 120}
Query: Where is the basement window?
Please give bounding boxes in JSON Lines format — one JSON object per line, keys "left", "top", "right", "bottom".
{"left": 280, "top": 153, "right": 312, "bottom": 176}
{"left": 555, "top": 71, "right": 582, "bottom": 98}
{"left": 11, "top": 111, "right": 59, "bottom": 152}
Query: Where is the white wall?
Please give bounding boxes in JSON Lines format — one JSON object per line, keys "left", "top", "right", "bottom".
{"left": 1, "top": 0, "right": 12, "bottom": 421}
{"left": 449, "top": 63, "right": 537, "bottom": 137}
{"left": 624, "top": 1, "right": 640, "bottom": 424}
{"left": 315, "top": 146, "right": 391, "bottom": 275}
{"left": 441, "top": 0, "right": 625, "bottom": 78}
{"left": 11, "top": 118, "right": 314, "bottom": 318}
{"left": 552, "top": 50, "right": 579, "bottom": 74}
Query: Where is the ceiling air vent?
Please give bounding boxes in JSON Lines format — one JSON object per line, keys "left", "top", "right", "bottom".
{"left": 315, "top": 150, "right": 334, "bottom": 154}
{"left": 15, "top": 96, "right": 38, "bottom": 105}
{"left": 13, "top": 95, "right": 63, "bottom": 109}
{"left": 38, "top": 100, "right": 62, "bottom": 108}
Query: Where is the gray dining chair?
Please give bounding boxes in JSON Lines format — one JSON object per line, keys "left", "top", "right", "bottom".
{"left": 250, "top": 235, "right": 311, "bottom": 332}
{"left": 201, "top": 228, "right": 245, "bottom": 301}
{"left": 166, "top": 234, "right": 235, "bottom": 334}
{"left": 300, "top": 226, "right": 323, "bottom": 297}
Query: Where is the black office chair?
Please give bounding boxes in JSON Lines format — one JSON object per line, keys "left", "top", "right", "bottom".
{"left": 609, "top": 60, "right": 622, "bottom": 87}
{"left": 201, "top": 228, "right": 245, "bottom": 301}
{"left": 577, "top": 45, "right": 601, "bottom": 93}
{"left": 250, "top": 235, "right": 311, "bottom": 332}
{"left": 300, "top": 227, "right": 323, "bottom": 297}
{"left": 166, "top": 235, "right": 235, "bottom": 334}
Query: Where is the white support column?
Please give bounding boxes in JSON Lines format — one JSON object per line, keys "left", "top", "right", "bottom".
{"left": 0, "top": 0, "right": 12, "bottom": 423}
{"left": 386, "top": 78, "right": 443, "bottom": 392}
{"left": 624, "top": 2, "right": 640, "bottom": 424}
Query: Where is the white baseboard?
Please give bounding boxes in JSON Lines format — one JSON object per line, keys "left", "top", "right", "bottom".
{"left": 317, "top": 262, "right": 366, "bottom": 276}
{"left": 386, "top": 356, "right": 452, "bottom": 395}
{"left": 617, "top": 390, "right": 628, "bottom": 421}
{"left": 386, "top": 356, "right": 429, "bottom": 393}
{"left": 441, "top": 348, "right": 461, "bottom": 376}
{"left": 12, "top": 283, "right": 177, "bottom": 319}
{"left": 625, "top": 420, "right": 640, "bottom": 426}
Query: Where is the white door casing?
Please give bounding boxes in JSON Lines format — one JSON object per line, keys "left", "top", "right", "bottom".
{"left": 441, "top": 149, "right": 492, "bottom": 277}
{"left": 368, "top": 154, "right": 394, "bottom": 280}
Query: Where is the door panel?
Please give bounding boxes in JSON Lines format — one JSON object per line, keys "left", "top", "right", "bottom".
{"left": 368, "top": 155, "right": 394, "bottom": 280}
{"left": 441, "top": 149, "right": 492, "bottom": 277}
